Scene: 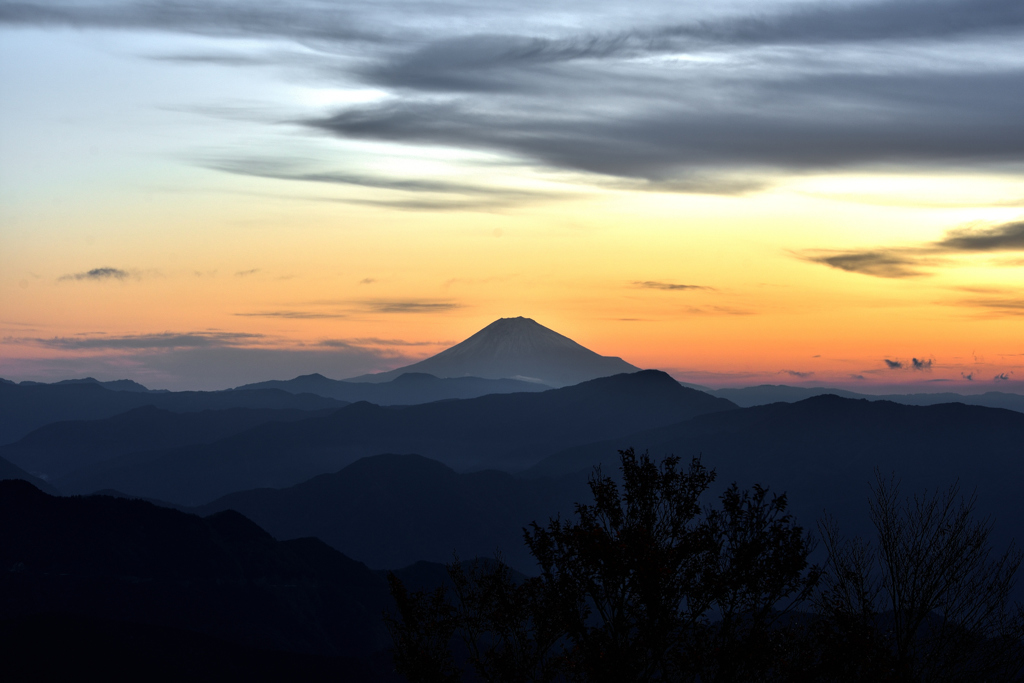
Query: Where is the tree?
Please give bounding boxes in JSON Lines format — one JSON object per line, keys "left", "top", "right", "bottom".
{"left": 815, "top": 473, "right": 1024, "bottom": 682}
{"left": 386, "top": 448, "right": 819, "bottom": 682}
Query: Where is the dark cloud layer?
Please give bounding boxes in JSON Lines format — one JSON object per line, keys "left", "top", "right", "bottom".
{"left": 884, "top": 359, "right": 903, "bottom": 369}
{"left": 4, "top": 0, "right": 1022, "bottom": 191}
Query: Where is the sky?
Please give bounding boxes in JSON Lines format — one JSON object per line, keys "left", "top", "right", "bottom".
{"left": 1, "top": 0, "right": 1022, "bottom": 391}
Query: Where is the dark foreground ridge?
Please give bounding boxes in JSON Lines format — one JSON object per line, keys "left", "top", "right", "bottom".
{"left": 0, "top": 479, "right": 404, "bottom": 679}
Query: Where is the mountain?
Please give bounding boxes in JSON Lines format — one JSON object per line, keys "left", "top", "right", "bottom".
{"left": 53, "top": 370, "right": 736, "bottom": 505}
{"left": 0, "top": 454, "right": 60, "bottom": 495}
{"left": 707, "top": 384, "right": 1024, "bottom": 413}
{"left": 527, "top": 395, "right": 1024, "bottom": 569}
{"left": 0, "top": 381, "right": 348, "bottom": 446}
{"left": 347, "top": 317, "right": 639, "bottom": 387}
{"left": 233, "top": 371, "right": 549, "bottom": 403}
{"left": 196, "top": 453, "right": 592, "bottom": 573}
{"left": 11, "top": 376, "right": 162, "bottom": 393}
{"left": 0, "top": 405, "right": 337, "bottom": 483}
{"left": 0, "top": 479, "right": 403, "bottom": 678}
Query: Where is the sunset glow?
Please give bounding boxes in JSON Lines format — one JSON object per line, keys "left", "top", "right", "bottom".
{"left": 2, "top": 2, "right": 1022, "bottom": 391}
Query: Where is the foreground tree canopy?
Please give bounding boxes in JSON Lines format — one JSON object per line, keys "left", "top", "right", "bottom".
{"left": 387, "top": 449, "right": 1024, "bottom": 683}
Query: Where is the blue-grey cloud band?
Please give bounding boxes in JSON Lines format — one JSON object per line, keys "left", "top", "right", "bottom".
{"left": 3, "top": 0, "right": 1021, "bottom": 192}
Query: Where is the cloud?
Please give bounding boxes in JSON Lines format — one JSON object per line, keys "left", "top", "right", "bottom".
{"left": 803, "top": 251, "right": 927, "bottom": 279}
{"left": 58, "top": 267, "right": 130, "bottom": 282}
{"left": 234, "top": 310, "right": 348, "bottom": 319}
{"left": 884, "top": 359, "right": 903, "bottom": 369}
{"left": 5, "top": 0, "right": 1024, "bottom": 192}
{"left": 364, "top": 300, "right": 462, "bottom": 314}
{"left": 805, "top": 219, "right": 1024, "bottom": 278}
{"left": 936, "top": 221, "right": 1024, "bottom": 251}
{"left": 782, "top": 370, "right": 814, "bottom": 378}
{"left": 0, "top": 1, "right": 379, "bottom": 44}
{"left": 633, "top": 281, "right": 713, "bottom": 291}
{"left": 948, "top": 298, "right": 1024, "bottom": 316}
{"left": 235, "top": 268, "right": 261, "bottom": 277}
{"left": 850, "top": 374, "right": 866, "bottom": 380}
{"left": 359, "top": 278, "right": 376, "bottom": 285}
{"left": 911, "top": 357, "right": 932, "bottom": 370}
{"left": 962, "top": 372, "right": 974, "bottom": 381}
{"left": 994, "top": 372, "right": 1011, "bottom": 381}
{"left": 684, "top": 306, "right": 753, "bottom": 316}
{"left": 319, "top": 337, "right": 451, "bottom": 348}
{"left": 205, "top": 157, "right": 573, "bottom": 210}
{"left": 14, "top": 331, "right": 262, "bottom": 350}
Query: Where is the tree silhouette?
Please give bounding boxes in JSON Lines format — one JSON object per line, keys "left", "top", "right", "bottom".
{"left": 815, "top": 473, "right": 1024, "bottom": 682}
{"left": 386, "top": 448, "right": 819, "bottom": 682}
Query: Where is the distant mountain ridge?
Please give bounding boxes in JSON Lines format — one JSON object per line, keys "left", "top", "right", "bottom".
{"left": 347, "top": 317, "right": 639, "bottom": 387}
{"left": 233, "top": 371, "right": 549, "bottom": 403}
{"left": 706, "top": 384, "right": 1024, "bottom": 413}
{"left": 48, "top": 370, "right": 736, "bottom": 505}
{"left": 0, "top": 381, "right": 348, "bottom": 446}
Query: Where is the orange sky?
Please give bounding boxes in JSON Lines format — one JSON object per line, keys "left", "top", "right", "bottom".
{"left": 1, "top": 5, "right": 1022, "bottom": 391}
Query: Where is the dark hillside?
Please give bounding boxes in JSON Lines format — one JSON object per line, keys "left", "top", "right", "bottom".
{"left": 529, "top": 395, "right": 1024, "bottom": 559}
{"left": 0, "top": 480, "right": 395, "bottom": 662}
{"left": 196, "top": 453, "right": 592, "bottom": 572}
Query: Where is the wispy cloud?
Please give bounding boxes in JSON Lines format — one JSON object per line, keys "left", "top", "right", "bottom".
{"left": 911, "top": 357, "right": 933, "bottom": 370}
{"left": 685, "top": 306, "right": 753, "bottom": 316}
{"left": 58, "top": 267, "right": 131, "bottom": 282}
{"left": 364, "top": 300, "right": 462, "bottom": 314}
{"left": 235, "top": 268, "right": 261, "bottom": 277}
{"left": 803, "top": 220, "right": 1024, "bottom": 278}
{"left": 782, "top": 369, "right": 814, "bottom": 378}
{"left": 318, "top": 337, "right": 452, "bottom": 348}
{"left": 234, "top": 310, "right": 348, "bottom": 319}
{"left": 884, "top": 359, "right": 903, "bottom": 369}
{"left": 3, "top": 0, "right": 1023, "bottom": 193}
{"left": 633, "top": 281, "right": 713, "bottom": 291}
{"left": 995, "top": 372, "right": 1012, "bottom": 381}
{"left": 804, "top": 251, "right": 929, "bottom": 279}
{"left": 12, "top": 331, "right": 263, "bottom": 351}
{"left": 204, "top": 157, "right": 574, "bottom": 211}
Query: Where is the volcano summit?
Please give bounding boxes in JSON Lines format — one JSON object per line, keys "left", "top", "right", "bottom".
{"left": 347, "top": 317, "right": 639, "bottom": 387}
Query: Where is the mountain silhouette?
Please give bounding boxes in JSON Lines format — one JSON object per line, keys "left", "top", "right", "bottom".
{"left": 0, "top": 479, "right": 403, "bottom": 673}
{"left": 233, "top": 371, "right": 548, "bottom": 403}
{"left": 0, "top": 405, "right": 336, "bottom": 483}
{"left": 347, "top": 317, "right": 639, "bottom": 386}
{"left": 0, "top": 381, "right": 347, "bottom": 446}
{"left": 527, "top": 394, "right": 1024, "bottom": 575}
{"left": 0, "top": 454, "right": 59, "bottom": 495}
{"left": 708, "top": 384, "right": 1024, "bottom": 413}
{"left": 52, "top": 370, "right": 735, "bottom": 505}
{"left": 195, "top": 453, "right": 592, "bottom": 572}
